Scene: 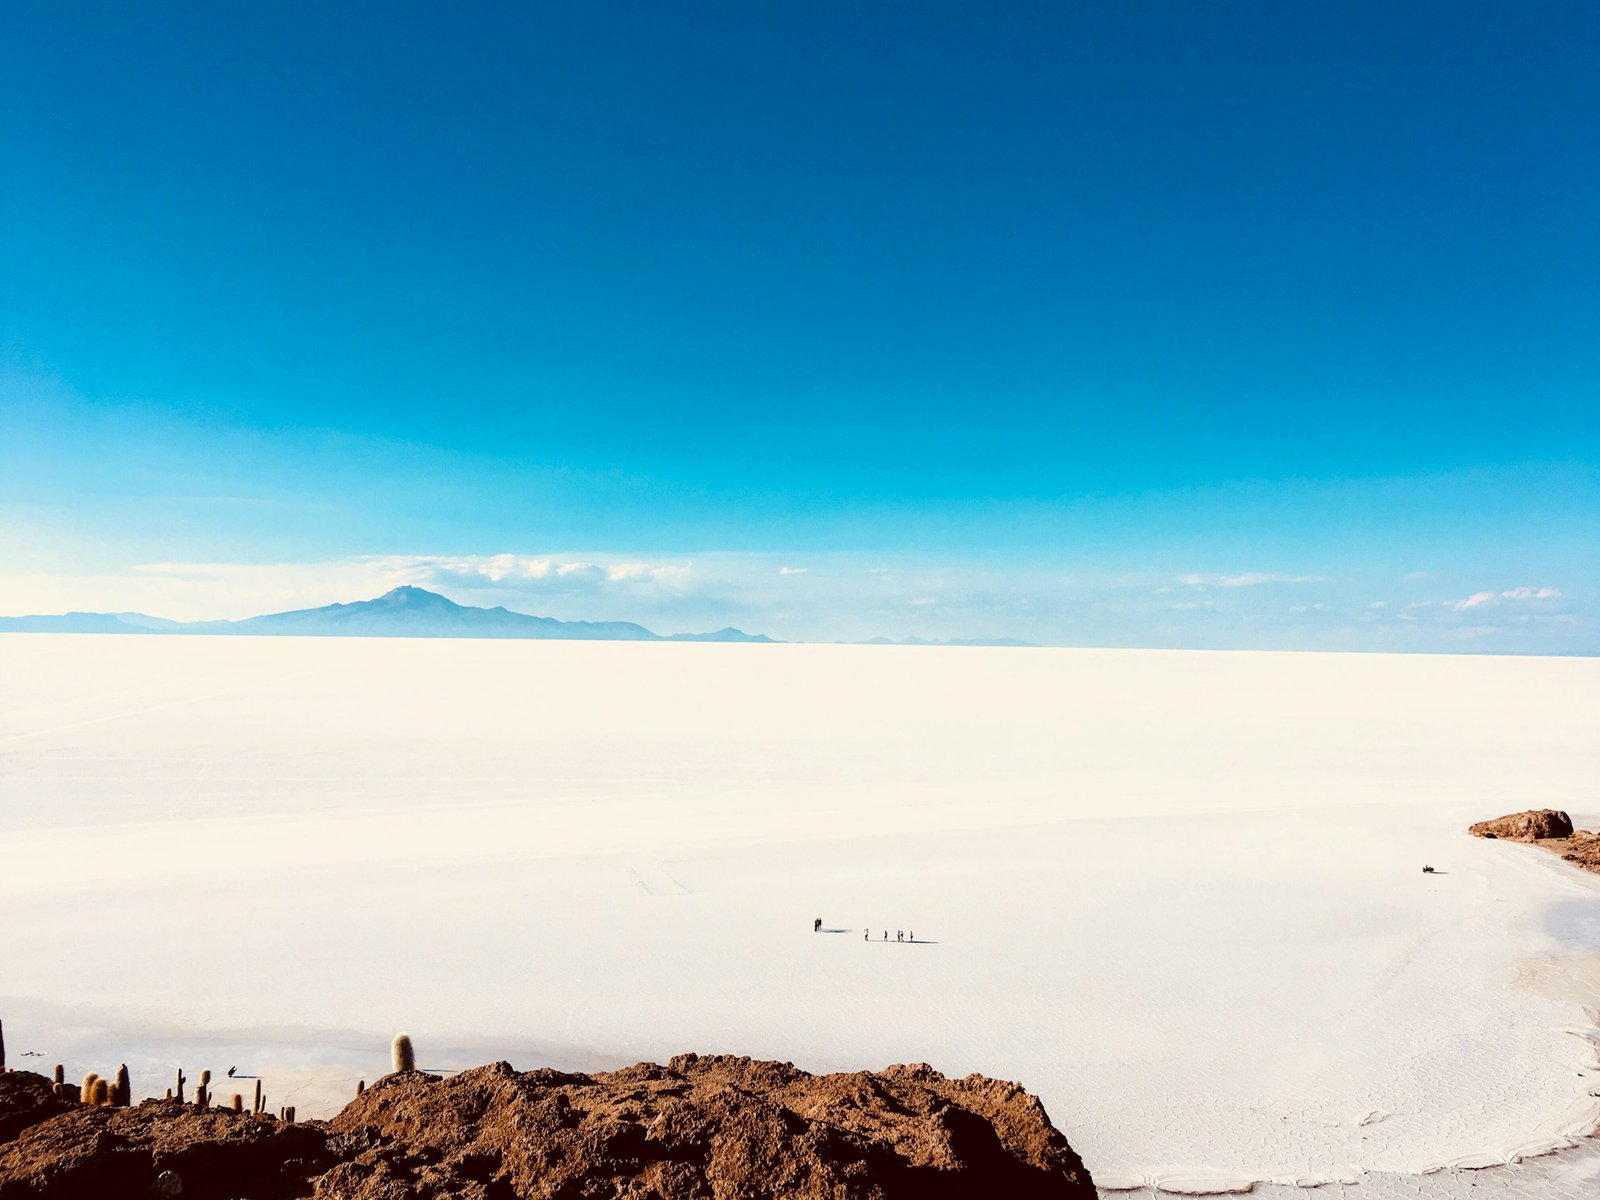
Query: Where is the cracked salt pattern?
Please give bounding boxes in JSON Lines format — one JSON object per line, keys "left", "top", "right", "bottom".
{"left": 2, "top": 636, "right": 1598, "bottom": 1189}
{"left": 1102, "top": 1135, "right": 1600, "bottom": 1198}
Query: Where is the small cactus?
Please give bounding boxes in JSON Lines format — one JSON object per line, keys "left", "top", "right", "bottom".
{"left": 53, "top": 1064, "right": 64, "bottom": 1086}
{"left": 195, "top": 1083, "right": 209, "bottom": 1110}
{"left": 115, "top": 1064, "right": 130, "bottom": 1107}
{"left": 80, "top": 1073, "right": 100, "bottom": 1104}
{"left": 176, "top": 1068, "right": 186, "bottom": 1103}
{"left": 90, "top": 1078, "right": 110, "bottom": 1105}
{"left": 392, "top": 1033, "right": 415, "bottom": 1073}
{"left": 230, "top": 1093, "right": 243, "bottom": 1112}
{"left": 356, "top": 1079, "right": 365, "bottom": 1096}
{"left": 164, "top": 1088, "right": 172, "bottom": 1100}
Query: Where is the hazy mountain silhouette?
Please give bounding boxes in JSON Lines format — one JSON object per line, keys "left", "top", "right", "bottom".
{"left": 0, "top": 586, "right": 775, "bottom": 643}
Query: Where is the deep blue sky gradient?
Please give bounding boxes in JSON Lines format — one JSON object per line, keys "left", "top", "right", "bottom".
{"left": 2, "top": 2, "right": 1596, "bottom": 647}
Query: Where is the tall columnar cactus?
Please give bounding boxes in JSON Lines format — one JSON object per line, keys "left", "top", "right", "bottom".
{"left": 90, "top": 1078, "right": 110, "bottom": 1105}
{"left": 80, "top": 1073, "right": 100, "bottom": 1105}
{"left": 392, "top": 1033, "right": 415, "bottom": 1073}
{"left": 53, "top": 1064, "right": 64, "bottom": 1086}
{"left": 253, "top": 1079, "right": 263, "bottom": 1115}
{"left": 1, "top": 1016, "right": 6, "bottom": 1071}
{"left": 176, "top": 1069, "right": 186, "bottom": 1104}
{"left": 198, "top": 1069, "right": 210, "bottom": 1108}
{"left": 115, "top": 1064, "right": 131, "bottom": 1107}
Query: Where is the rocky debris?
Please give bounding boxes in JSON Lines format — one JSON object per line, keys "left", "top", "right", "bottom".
{"left": 1468, "top": 809, "right": 1574, "bottom": 841}
{"left": 0, "top": 1055, "right": 1096, "bottom": 1199}
{"left": 1559, "top": 829, "right": 1600, "bottom": 874}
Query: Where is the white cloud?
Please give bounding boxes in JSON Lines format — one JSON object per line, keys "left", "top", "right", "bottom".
{"left": 1451, "top": 586, "right": 1561, "bottom": 612}
{"left": 778, "top": 566, "right": 808, "bottom": 576}
{"left": 604, "top": 562, "right": 692, "bottom": 585}
{"left": 390, "top": 554, "right": 693, "bottom": 593}
{"left": 910, "top": 597, "right": 937, "bottom": 607}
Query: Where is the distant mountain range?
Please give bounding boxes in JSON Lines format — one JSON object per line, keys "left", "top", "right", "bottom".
{"left": 0, "top": 586, "right": 775, "bottom": 644}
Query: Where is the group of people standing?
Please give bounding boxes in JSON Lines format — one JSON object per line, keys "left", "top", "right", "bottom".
{"left": 813, "top": 918, "right": 916, "bottom": 942}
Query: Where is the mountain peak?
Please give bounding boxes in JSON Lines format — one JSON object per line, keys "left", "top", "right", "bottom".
{"left": 374, "top": 586, "right": 458, "bottom": 609}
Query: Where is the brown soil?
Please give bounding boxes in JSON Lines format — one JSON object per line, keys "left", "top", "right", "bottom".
{"left": 0, "top": 1054, "right": 1095, "bottom": 1199}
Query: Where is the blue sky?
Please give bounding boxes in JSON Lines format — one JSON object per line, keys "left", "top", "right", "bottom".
{"left": 2, "top": 2, "right": 1596, "bottom": 649}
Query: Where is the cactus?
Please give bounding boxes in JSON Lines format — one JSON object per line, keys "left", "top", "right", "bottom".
{"left": 230, "top": 1093, "right": 243, "bottom": 1112}
{"left": 176, "top": 1068, "right": 186, "bottom": 1103}
{"left": 253, "top": 1079, "right": 263, "bottom": 1115}
{"left": 391, "top": 1033, "right": 415, "bottom": 1073}
{"left": 90, "top": 1078, "right": 110, "bottom": 1105}
{"left": 195, "top": 1083, "right": 209, "bottom": 1110}
{"left": 356, "top": 1079, "right": 365, "bottom": 1096}
{"left": 53, "top": 1064, "right": 64, "bottom": 1086}
{"left": 115, "top": 1064, "right": 130, "bottom": 1107}
{"left": 164, "top": 1088, "right": 172, "bottom": 1100}
{"left": 0, "top": 1016, "right": 5, "bottom": 1071}
{"left": 80, "top": 1073, "right": 100, "bottom": 1104}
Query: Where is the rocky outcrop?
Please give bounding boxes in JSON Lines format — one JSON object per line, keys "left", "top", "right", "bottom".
{"left": 0, "top": 1075, "right": 74, "bottom": 1148}
{"left": 0, "top": 1055, "right": 1096, "bottom": 1199}
{"left": 1470, "top": 809, "right": 1600, "bottom": 878}
{"left": 1468, "top": 809, "right": 1574, "bottom": 841}
{"left": 0, "top": 1089, "right": 329, "bottom": 1198}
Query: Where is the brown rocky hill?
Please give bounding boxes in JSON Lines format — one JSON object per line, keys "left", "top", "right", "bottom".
{"left": 0, "top": 1054, "right": 1096, "bottom": 1199}
{"left": 1468, "top": 808, "right": 1574, "bottom": 841}
{"left": 1469, "top": 808, "right": 1600, "bottom": 877}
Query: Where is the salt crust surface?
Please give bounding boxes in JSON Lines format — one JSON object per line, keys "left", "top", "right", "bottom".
{"left": 1, "top": 635, "right": 1598, "bottom": 1192}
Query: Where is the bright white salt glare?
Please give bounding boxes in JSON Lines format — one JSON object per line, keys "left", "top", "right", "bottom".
{"left": 2, "top": 635, "right": 1598, "bottom": 1190}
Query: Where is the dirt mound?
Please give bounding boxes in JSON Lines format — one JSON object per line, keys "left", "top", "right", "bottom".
{"left": 1468, "top": 808, "right": 1574, "bottom": 841}
{"left": 0, "top": 1056, "right": 1095, "bottom": 1199}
